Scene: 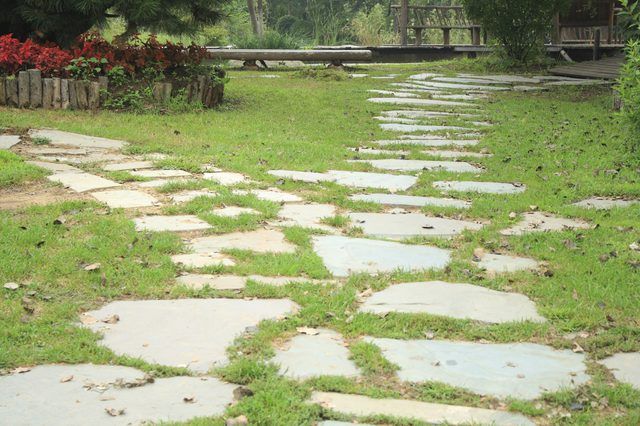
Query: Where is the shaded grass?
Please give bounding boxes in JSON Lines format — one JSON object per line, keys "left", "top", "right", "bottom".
{"left": 0, "top": 150, "right": 46, "bottom": 188}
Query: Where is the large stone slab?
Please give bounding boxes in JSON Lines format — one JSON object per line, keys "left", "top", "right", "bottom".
{"left": 233, "top": 188, "right": 303, "bottom": 203}
{"left": 366, "top": 338, "right": 589, "bottom": 400}
{"left": 27, "top": 161, "right": 83, "bottom": 173}
{"left": 328, "top": 170, "right": 417, "bottom": 192}
{"left": 0, "top": 134, "right": 20, "bottom": 149}
{"left": 379, "top": 123, "right": 470, "bottom": 133}
{"left": 500, "top": 212, "right": 592, "bottom": 236}
{"left": 367, "top": 97, "right": 473, "bottom": 108}
{"left": 268, "top": 170, "right": 334, "bottom": 183}
{"left": 177, "top": 274, "right": 328, "bottom": 290}
{"left": 272, "top": 203, "right": 337, "bottom": 232}
{"left": 171, "top": 252, "right": 236, "bottom": 268}
{"left": 545, "top": 79, "right": 607, "bottom": 86}
{"left": 47, "top": 172, "right": 120, "bottom": 193}
{"left": 349, "top": 213, "right": 483, "bottom": 239}
{"left": 434, "top": 180, "right": 526, "bottom": 194}
{"left": 131, "top": 169, "right": 191, "bottom": 178}
{"left": 375, "top": 139, "right": 479, "bottom": 147}
{"left": 211, "top": 206, "right": 259, "bottom": 217}
{"left": 26, "top": 147, "right": 89, "bottom": 155}
{"left": 170, "top": 190, "right": 219, "bottom": 203}
{"left": 474, "top": 252, "right": 540, "bottom": 274}
{"left": 39, "top": 153, "right": 129, "bottom": 164}
{"left": 408, "top": 72, "right": 443, "bottom": 80}
{"left": 272, "top": 329, "right": 360, "bottom": 379}
{"left": 367, "top": 89, "right": 420, "bottom": 98}
{"left": 351, "top": 159, "right": 484, "bottom": 173}
{"left": 29, "top": 129, "right": 126, "bottom": 149}
{"left": 433, "top": 76, "right": 512, "bottom": 85}
{"left": 81, "top": 298, "right": 298, "bottom": 372}
{"left": 312, "top": 235, "right": 450, "bottom": 277}
{"left": 374, "top": 116, "right": 419, "bottom": 124}
{"left": 188, "top": 229, "right": 297, "bottom": 254}
{"left": 598, "top": 352, "right": 640, "bottom": 389}
{"left": 381, "top": 110, "right": 481, "bottom": 119}
{"left": 309, "top": 392, "right": 534, "bottom": 426}
{"left": 572, "top": 197, "right": 639, "bottom": 210}
{"left": 134, "top": 215, "right": 212, "bottom": 232}
{"left": 422, "top": 149, "right": 491, "bottom": 158}
{"left": 0, "top": 364, "right": 236, "bottom": 426}
{"left": 410, "top": 81, "right": 510, "bottom": 91}
{"left": 203, "top": 172, "right": 248, "bottom": 186}
{"left": 459, "top": 74, "right": 542, "bottom": 84}
{"left": 350, "top": 193, "right": 471, "bottom": 209}
{"left": 136, "top": 178, "right": 194, "bottom": 188}
{"left": 103, "top": 161, "right": 154, "bottom": 171}
{"left": 92, "top": 190, "right": 159, "bottom": 209}
{"left": 348, "top": 147, "right": 410, "bottom": 156}
{"left": 391, "top": 82, "right": 444, "bottom": 92}
{"left": 359, "top": 281, "right": 544, "bottom": 323}
{"left": 433, "top": 94, "right": 486, "bottom": 101}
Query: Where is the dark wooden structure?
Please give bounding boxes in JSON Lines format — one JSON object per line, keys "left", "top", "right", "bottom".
{"left": 554, "top": 0, "right": 623, "bottom": 45}
{"left": 207, "top": 48, "right": 373, "bottom": 67}
{"left": 549, "top": 54, "right": 624, "bottom": 79}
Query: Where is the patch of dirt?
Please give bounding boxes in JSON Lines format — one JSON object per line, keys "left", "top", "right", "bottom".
{"left": 0, "top": 181, "right": 89, "bottom": 210}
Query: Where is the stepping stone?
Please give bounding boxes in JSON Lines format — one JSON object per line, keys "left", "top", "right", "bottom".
{"left": 29, "top": 129, "right": 126, "bottom": 149}
{"left": 410, "top": 81, "right": 510, "bottom": 91}
{"left": 47, "top": 172, "right": 120, "bottom": 193}
{"left": 177, "top": 274, "right": 329, "bottom": 290}
{"left": 188, "top": 229, "right": 297, "bottom": 254}
{"left": 474, "top": 252, "right": 539, "bottom": 274}
{"left": 25, "top": 147, "right": 89, "bottom": 155}
{"left": 309, "top": 392, "right": 533, "bottom": 426}
{"left": 350, "top": 193, "right": 471, "bottom": 209}
{"left": 39, "top": 153, "right": 129, "bottom": 164}
{"left": 408, "top": 72, "right": 442, "bottom": 80}
{"left": 367, "top": 90, "right": 420, "bottom": 98}
{"left": 211, "top": 206, "right": 259, "bottom": 217}
{"left": 349, "top": 213, "right": 483, "bottom": 239}
{"left": 269, "top": 170, "right": 333, "bottom": 183}
{"left": 91, "top": 190, "right": 159, "bottom": 209}
{"left": 348, "top": 147, "right": 410, "bottom": 156}
{"left": 514, "top": 85, "right": 547, "bottom": 92}
{"left": 170, "top": 190, "right": 219, "bottom": 203}
{"left": 81, "top": 298, "right": 298, "bottom": 372}
{"left": 423, "top": 149, "right": 491, "bottom": 158}
{"left": 328, "top": 170, "right": 417, "bottom": 192}
{"left": 0, "top": 364, "right": 236, "bottom": 426}
{"left": 368, "top": 98, "right": 473, "bottom": 107}
{"left": 136, "top": 178, "right": 194, "bottom": 188}
{"left": 366, "top": 338, "right": 589, "bottom": 400}
{"left": 312, "top": 235, "right": 450, "bottom": 277}
{"left": 374, "top": 116, "right": 420, "bottom": 124}
{"left": 459, "top": 74, "right": 542, "bottom": 84}
{"left": 375, "top": 139, "right": 479, "bottom": 147}
{"left": 272, "top": 329, "right": 360, "bottom": 380}
{"left": 27, "top": 161, "right": 83, "bottom": 173}
{"left": 471, "top": 121, "right": 493, "bottom": 127}
{"left": 349, "top": 73, "right": 368, "bottom": 78}
{"left": 544, "top": 79, "right": 607, "bottom": 86}
{"left": 433, "top": 76, "right": 512, "bottom": 85}
{"left": 390, "top": 82, "right": 445, "bottom": 92}
{"left": 351, "top": 159, "right": 484, "bottom": 173}
{"left": 433, "top": 94, "right": 485, "bottom": 101}
{"left": 171, "top": 252, "right": 236, "bottom": 268}
{"left": 500, "top": 212, "right": 592, "bottom": 236}
{"left": 233, "top": 188, "right": 303, "bottom": 203}
{"left": 382, "top": 110, "right": 480, "bottom": 119}
{"left": 203, "top": 172, "right": 248, "bottom": 186}
{"left": 318, "top": 422, "right": 374, "bottom": 426}
{"left": 272, "top": 203, "right": 337, "bottom": 232}
{"left": 131, "top": 169, "right": 191, "bottom": 178}
{"left": 134, "top": 215, "right": 212, "bottom": 232}
{"left": 598, "top": 353, "right": 640, "bottom": 389}
{"left": 572, "top": 197, "right": 639, "bottom": 210}
{"left": 379, "top": 123, "right": 470, "bottom": 133}
{"left": 0, "top": 134, "right": 20, "bottom": 149}
{"left": 434, "top": 180, "right": 526, "bottom": 194}
{"left": 103, "top": 161, "right": 154, "bottom": 171}
{"left": 359, "top": 281, "right": 545, "bottom": 323}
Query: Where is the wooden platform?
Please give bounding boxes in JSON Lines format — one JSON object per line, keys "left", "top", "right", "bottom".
{"left": 549, "top": 55, "right": 625, "bottom": 80}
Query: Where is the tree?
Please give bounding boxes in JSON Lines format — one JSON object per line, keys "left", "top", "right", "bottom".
{"left": 1, "top": 0, "right": 231, "bottom": 47}
{"left": 461, "top": 0, "right": 570, "bottom": 63}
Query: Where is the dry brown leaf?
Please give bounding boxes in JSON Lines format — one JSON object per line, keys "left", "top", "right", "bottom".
{"left": 13, "top": 367, "right": 31, "bottom": 374}
{"left": 105, "top": 408, "right": 125, "bottom": 417}
{"left": 60, "top": 375, "right": 74, "bottom": 383}
{"left": 296, "top": 327, "right": 319, "bottom": 335}
{"left": 84, "top": 263, "right": 101, "bottom": 272}
{"left": 80, "top": 314, "right": 97, "bottom": 325}
{"left": 102, "top": 314, "right": 120, "bottom": 324}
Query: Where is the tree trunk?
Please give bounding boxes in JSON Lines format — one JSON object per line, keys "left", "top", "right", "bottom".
{"left": 247, "top": 0, "right": 260, "bottom": 36}
{"left": 256, "top": 0, "right": 265, "bottom": 36}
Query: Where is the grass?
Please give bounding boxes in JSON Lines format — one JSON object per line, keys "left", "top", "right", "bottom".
{"left": 0, "top": 62, "right": 639, "bottom": 425}
{"left": 0, "top": 150, "right": 46, "bottom": 188}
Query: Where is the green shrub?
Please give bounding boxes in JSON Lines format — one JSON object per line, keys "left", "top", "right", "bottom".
{"left": 619, "top": 0, "right": 640, "bottom": 40}
{"left": 618, "top": 40, "right": 640, "bottom": 135}
{"left": 232, "top": 30, "right": 300, "bottom": 49}
{"left": 350, "top": 4, "right": 396, "bottom": 46}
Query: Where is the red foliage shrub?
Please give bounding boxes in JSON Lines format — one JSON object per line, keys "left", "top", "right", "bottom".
{"left": 0, "top": 34, "right": 72, "bottom": 77}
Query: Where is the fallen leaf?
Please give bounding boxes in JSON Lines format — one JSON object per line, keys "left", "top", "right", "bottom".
{"left": 472, "top": 247, "right": 485, "bottom": 261}
{"left": 80, "top": 314, "right": 97, "bottom": 325}
{"left": 84, "top": 263, "right": 101, "bottom": 272}
{"left": 4, "top": 282, "right": 19, "bottom": 290}
{"left": 105, "top": 408, "right": 125, "bottom": 417}
{"left": 630, "top": 242, "right": 640, "bottom": 251}
{"left": 183, "top": 395, "right": 196, "bottom": 403}
{"left": 572, "top": 342, "right": 584, "bottom": 353}
{"left": 60, "top": 375, "right": 74, "bottom": 383}
{"left": 508, "top": 212, "right": 517, "bottom": 219}
{"left": 102, "top": 314, "right": 120, "bottom": 324}
{"left": 13, "top": 367, "right": 31, "bottom": 374}
{"left": 296, "top": 327, "right": 319, "bottom": 335}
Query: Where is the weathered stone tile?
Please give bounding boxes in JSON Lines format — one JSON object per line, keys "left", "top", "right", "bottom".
{"left": 171, "top": 252, "right": 236, "bottom": 268}
{"left": 379, "top": 123, "right": 471, "bottom": 133}
{"left": 408, "top": 73, "right": 443, "bottom": 80}
{"left": 233, "top": 188, "right": 303, "bottom": 203}
{"left": 375, "top": 139, "right": 479, "bottom": 147}
{"left": 572, "top": 197, "right": 639, "bottom": 210}
{"left": 544, "top": 79, "right": 608, "bottom": 86}
{"left": 349, "top": 213, "right": 483, "bottom": 239}
{"left": 92, "top": 190, "right": 159, "bottom": 208}
{"left": 0, "top": 364, "right": 236, "bottom": 426}
{"left": 0, "top": 135, "right": 20, "bottom": 149}
{"left": 131, "top": 169, "right": 192, "bottom": 178}
{"left": 459, "top": 74, "right": 542, "bottom": 84}
{"left": 29, "top": 129, "right": 126, "bottom": 149}
{"left": 81, "top": 298, "right": 299, "bottom": 372}
{"left": 434, "top": 180, "right": 526, "bottom": 194}
{"left": 598, "top": 352, "right": 640, "bottom": 389}
{"left": 373, "top": 116, "right": 420, "bottom": 124}
{"left": 433, "top": 76, "right": 512, "bottom": 85}
{"left": 170, "top": 190, "right": 219, "bottom": 203}
{"left": 134, "top": 215, "right": 212, "bottom": 232}
{"left": 359, "top": 281, "right": 545, "bottom": 323}
{"left": 366, "top": 338, "right": 589, "bottom": 400}
{"left": 136, "top": 178, "right": 194, "bottom": 188}
{"left": 351, "top": 159, "right": 484, "bottom": 173}
{"left": 176, "top": 274, "right": 248, "bottom": 290}
{"left": 211, "top": 206, "right": 259, "bottom": 217}
{"left": 349, "top": 193, "right": 471, "bottom": 209}
{"left": 203, "top": 172, "right": 248, "bottom": 186}
{"left": 309, "top": 392, "right": 534, "bottom": 426}
{"left": 475, "top": 252, "right": 539, "bottom": 274}
{"left": 328, "top": 170, "right": 417, "bottom": 192}
{"left": 25, "top": 147, "right": 89, "bottom": 155}
{"left": 103, "top": 161, "right": 154, "bottom": 171}
{"left": 272, "top": 203, "right": 337, "bottom": 232}
{"left": 381, "top": 110, "right": 481, "bottom": 119}
{"left": 367, "top": 97, "right": 473, "bottom": 107}
{"left": 268, "top": 170, "right": 333, "bottom": 183}
{"left": 39, "top": 153, "right": 129, "bottom": 164}
{"left": 433, "top": 94, "right": 486, "bottom": 101}
{"left": 312, "top": 235, "right": 451, "bottom": 277}
{"left": 390, "top": 82, "right": 445, "bottom": 92}
{"left": 409, "top": 81, "right": 510, "bottom": 91}
{"left": 27, "top": 161, "right": 83, "bottom": 173}
{"left": 47, "top": 172, "right": 120, "bottom": 192}
{"left": 422, "top": 149, "right": 491, "bottom": 158}
{"left": 500, "top": 212, "right": 592, "bottom": 236}
{"left": 367, "top": 89, "right": 420, "bottom": 98}
{"left": 348, "top": 147, "right": 410, "bottom": 156}
{"left": 188, "top": 229, "right": 297, "bottom": 254}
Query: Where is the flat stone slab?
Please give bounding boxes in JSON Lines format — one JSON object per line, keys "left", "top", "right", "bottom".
{"left": 374, "top": 116, "right": 419, "bottom": 124}
{"left": 434, "top": 180, "right": 526, "bottom": 194}
{"left": 433, "top": 76, "right": 512, "bottom": 85}
{"left": 188, "top": 229, "right": 297, "bottom": 254}
{"left": 545, "top": 79, "right": 607, "bottom": 86}
{"left": 391, "top": 82, "right": 445, "bottom": 92}
{"left": 103, "top": 161, "right": 154, "bottom": 171}
{"left": 177, "top": 274, "right": 328, "bottom": 290}
{"left": 459, "top": 74, "right": 542, "bottom": 84}
{"left": 310, "top": 392, "right": 534, "bottom": 426}
{"left": 366, "top": 338, "right": 589, "bottom": 400}
{"left": 0, "top": 364, "right": 236, "bottom": 426}
{"left": 136, "top": 178, "right": 194, "bottom": 188}
{"left": 598, "top": 352, "right": 640, "bottom": 389}
{"left": 318, "top": 422, "right": 374, "bottom": 426}
{"left": 359, "top": 281, "right": 545, "bottom": 323}
{"left": 268, "top": 170, "right": 333, "bottom": 183}
{"left": 130, "top": 169, "right": 192, "bottom": 178}
{"left": 233, "top": 188, "right": 303, "bottom": 203}
{"left": 382, "top": 110, "right": 480, "bottom": 119}
{"left": 81, "top": 298, "right": 298, "bottom": 372}
{"left": 211, "top": 206, "right": 259, "bottom": 217}
{"left": 134, "top": 215, "right": 212, "bottom": 232}
{"left": 423, "top": 149, "right": 491, "bottom": 158}
{"left": 352, "top": 159, "right": 484, "bottom": 173}
{"left": 171, "top": 253, "right": 236, "bottom": 268}
{"left": 47, "top": 172, "right": 120, "bottom": 193}
{"left": 475, "top": 252, "right": 539, "bottom": 274}
{"left": 272, "top": 203, "right": 337, "bottom": 232}
{"left": 375, "top": 139, "right": 479, "bottom": 147}
{"left": 272, "top": 329, "right": 361, "bottom": 380}
{"left": 26, "top": 147, "right": 90, "bottom": 155}
{"left": 572, "top": 197, "right": 639, "bottom": 210}
{"left": 328, "top": 170, "right": 417, "bottom": 192}
{"left": 367, "top": 89, "right": 420, "bottom": 98}
{"left": 170, "top": 190, "right": 219, "bottom": 203}
{"left": 39, "top": 153, "right": 129, "bottom": 164}
{"left": 379, "top": 123, "right": 470, "bottom": 133}
{"left": 349, "top": 193, "right": 471, "bottom": 209}
{"left": 27, "top": 161, "right": 83, "bottom": 173}
{"left": 91, "top": 190, "right": 159, "bottom": 209}
{"left": 312, "top": 235, "right": 450, "bottom": 277}
{"left": 0, "top": 134, "right": 20, "bottom": 149}
{"left": 29, "top": 129, "right": 126, "bottom": 149}
{"left": 500, "top": 212, "right": 592, "bottom": 236}
{"left": 410, "top": 81, "right": 510, "bottom": 91}
{"left": 348, "top": 147, "right": 410, "bottom": 156}
{"left": 368, "top": 98, "right": 473, "bottom": 108}
{"left": 409, "top": 72, "right": 443, "bottom": 80}
{"left": 433, "top": 94, "right": 485, "bottom": 101}
{"left": 203, "top": 172, "right": 248, "bottom": 186}
{"left": 349, "top": 213, "right": 483, "bottom": 239}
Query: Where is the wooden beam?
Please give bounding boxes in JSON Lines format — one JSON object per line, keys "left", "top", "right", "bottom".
{"left": 207, "top": 49, "right": 373, "bottom": 62}
{"left": 400, "top": 0, "right": 409, "bottom": 46}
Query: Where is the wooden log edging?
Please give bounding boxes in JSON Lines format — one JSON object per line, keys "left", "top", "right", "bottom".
{"left": 0, "top": 72, "right": 224, "bottom": 110}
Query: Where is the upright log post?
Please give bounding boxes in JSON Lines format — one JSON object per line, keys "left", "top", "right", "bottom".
{"left": 400, "top": 0, "right": 409, "bottom": 46}
{"left": 28, "top": 69, "right": 42, "bottom": 108}
{"left": 0, "top": 77, "right": 6, "bottom": 106}
{"left": 18, "top": 71, "right": 30, "bottom": 108}
{"left": 593, "top": 28, "right": 601, "bottom": 61}
{"left": 6, "top": 78, "right": 19, "bottom": 107}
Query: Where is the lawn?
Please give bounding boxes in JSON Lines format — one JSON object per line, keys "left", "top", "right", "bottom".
{"left": 1, "top": 62, "right": 639, "bottom": 425}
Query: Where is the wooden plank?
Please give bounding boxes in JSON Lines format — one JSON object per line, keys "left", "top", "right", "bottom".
{"left": 0, "top": 77, "right": 5, "bottom": 106}
{"left": 61, "top": 79, "right": 70, "bottom": 109}
{"left": 52, "top": 78, "right": 61, "bottom": 109}
{"left": 6, "top": 78, "right": 19, "bottom": 107}
{"left": 42, "top": 78, "right": 53, "bottom": 109}
{"left": 18, "top": 71, "right": 30, "bottom": 108}
{"left": 207, "top": 49, "right": 373, "bottom": 61}
{"left": 68, "top": 79, "right": 78, "bottom": 110}
{"left": 76, "top": 81, "right": 88, "bottom": 109}
{"left": 28, "top": 69, "right": 42, "bottom": 107}
{"left": 88, "top": 82, "right": 100, "bottom": 109}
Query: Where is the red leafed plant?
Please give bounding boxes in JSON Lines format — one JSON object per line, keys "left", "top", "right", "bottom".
{"left": 0, "top": 34, "right": 72, "bottom": 77}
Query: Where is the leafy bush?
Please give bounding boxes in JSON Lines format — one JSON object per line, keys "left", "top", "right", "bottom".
{"left": 462, "top": 0, "right": 570, "bottom": 64}
{"left": 350, "top": 4, "right": 396, "bottom": 46}
{"left": 233, "top": 30, "right": 300, "bottom": 49}
{"left": 619, "top": 0, "right": 640, "bottom": 39}
{"left": 618, "top": 40, "right": 640, "bottom": 135}
{"left": 0, "top": 34, "right": 73, "bottom": 77}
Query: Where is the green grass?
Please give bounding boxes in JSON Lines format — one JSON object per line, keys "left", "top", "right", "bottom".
{"left": 0, "top": 150, "right": 47, "bottom": 188}
{"left": 1, "top": 62, "right": 639, "bottom": 425}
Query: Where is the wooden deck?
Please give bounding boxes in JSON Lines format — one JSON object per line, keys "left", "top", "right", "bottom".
{"left": 549, "top": 55, "right": 625, "bottom": 80}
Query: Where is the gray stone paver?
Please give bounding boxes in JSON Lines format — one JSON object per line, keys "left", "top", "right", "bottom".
{"left": 359, "top": 281, "right": 545, "bottom": 323}
{"left": 422, "top": 149, "right": 491, "bottom": 158}
{"left": 381, "top": 110, "right": 481, "bottom": 119}
{"left": 203, "top": 172, "right": 248, "bottom": 185}
{"left": 103, "top": 161, "right": 154, "bottom": 171}
{"left": 81, "top": 298, "right": 298, "bottom": 372}
{"left": 170, "top": 190, "right": 219, "bottom": 203}
{"left": 272, "top": 203, "right": 337, "bottom": 232}
{"left": 348, "top": 147, "right": 410, "bottom": 155}
{"left": 475, "top": 252, "right": 540, "bottom": 274}
{"left": 433, "top": 76, "right": 513, "bottom": 85}
{"left": 599, "top": 353, "right": 640, "bottom": 389}
{"left": 374, "top": 139, "right": 479, "bottom": 147}
{"left": 0, "top": 364, "right": 236, "bottom": 426}
{"left": 351, "top": 159, "right": 484, "bottom": 173}
{"left": 500, "top": 212, "right": 592, "bottom": 236}
{"left": 409, "top": 81, "right": 510, "bottom": 91}
{"left": 434, "top": 180, "right": 526, "bottom": 194}
{"left": 171, "top": 252, "right": 236, "bottom": 268}
{"left": 133, "top": 215, "right": 212, "bottom": 232}
{"left": 38, "top": 152, "right": 129, "bottom": 164}
{"left": 349, "top": 193, "right": 471, "bottom": 209}
{"left": 328, "top": 170, "right": 417, "bottom": 192}
{"left": 188, "top": 229, "right": 297, "bottom": 254}
{"left": 92, "top": 190, "right": 159, "bottom": 208}
{"left": 28, "top": 129, "right": 126, "bottom": 149}
{"left": 379, "top": 123, "right": 471, "bottom": 133}
{"left": 130, "top": 169, "right": 191, "bottom": 178}
{"left": 367, "top": 97, "right": 473, "bottom": 107}
{"left": 268, "top": 170, "right": 333, "bottom": 183}
{"left": 0, "top": 135, "right": 21, "bottom": 149}
{"left": 366, "top": 338, "right": 590, "bottom": 400}
{"left": 27, "top": 161, "right": 83, "bottom": 173}
{"left": 211, "top": 206, "right": 259, "bottom": 217}
{"left": 367, "top": 89, "right": 420, "bottom": 98}
{"left": 572, "top": 197, "right": 639, "bottom": 210}
{"left": 232, "top": 188, "right": 303, "bottom": 203}
{"left": 349, "top": 212, "right": 483, "bottom": 239}
{"left": 47, "top": 172, "right": 120, "bottom": 193}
